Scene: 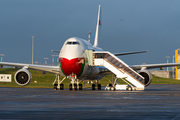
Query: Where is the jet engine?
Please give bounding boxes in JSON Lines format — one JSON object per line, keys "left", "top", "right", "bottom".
{"left": 14, "top": 68, "right": 32, "bottom": 86}
{"left": 138, "top": 70, "right": 152, "bottom": 87}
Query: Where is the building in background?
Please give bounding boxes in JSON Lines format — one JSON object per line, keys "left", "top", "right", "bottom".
{"left": 175, "top": 48, "right": 180, "bottom": 80}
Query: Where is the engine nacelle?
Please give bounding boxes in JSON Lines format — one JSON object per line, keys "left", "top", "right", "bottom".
{"left": 138, "top": 70, "right": 152, "bottom": 87}
{"left": 14, "top": 68, "right": 32, "bottom": 86}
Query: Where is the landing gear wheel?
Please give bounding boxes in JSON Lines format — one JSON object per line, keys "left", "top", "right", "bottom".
{"left": 128, "top": 86, "right": 132, "bottom": 91}
{"left": 69, "top": 84, "right": 72, "bottom": 91}
{"left": 54, "top": 84, "right": 58, "bottom": 90}
{"left": 60, "top": 84, "right": 64, "bottom": 90}
{"left": 111, "top": 87, "right": 115, "bottom": 91}
{"left": 74, "top": 84, "right": 77, "bottom": 90}
{"left": 98, "top": 84, "right": 101, "bottom": 90}
{"left": 92, "top": 84, "right": 96, "bottom": 90}
{"left": 79, "top": 84, "right": 83, "bottom": 90}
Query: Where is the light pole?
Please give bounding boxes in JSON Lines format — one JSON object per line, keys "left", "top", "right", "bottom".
{"left": 1, "top": 54, "right": 4, "bottom": 62}
{"left": 32, "top": 36, "right": 35, "bottom": 64}
{"left": 166, "top": 56, "right": 170, "bottom": 78}
{"left": 52, "top": 55, "right": 55, "bottom": 66}
{"left": 88, "top": 31, "right": 91, "bottom": 43}
{"left": 44, "top": 57, "right": 48, "bottom": 66}
{"left": 55, "top": 55, "right": 59, "bottom": 66}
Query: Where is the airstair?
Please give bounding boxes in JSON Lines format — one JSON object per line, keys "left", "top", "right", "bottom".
{"left": 92, "top": 51, "right": 145, "bottom": 90}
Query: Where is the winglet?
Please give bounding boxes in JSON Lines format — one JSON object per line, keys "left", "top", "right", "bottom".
{"left": 94, "top": 5, "right": 101, "bottom": 47}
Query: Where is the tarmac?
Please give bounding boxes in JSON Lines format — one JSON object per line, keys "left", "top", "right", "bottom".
{"left": 0, "top": 84, "right": 180, "bottom": 120}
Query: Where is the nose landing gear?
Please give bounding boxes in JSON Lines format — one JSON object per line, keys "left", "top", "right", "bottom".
{"left": 68, "top": 74, "right": 84, "bottom": 91}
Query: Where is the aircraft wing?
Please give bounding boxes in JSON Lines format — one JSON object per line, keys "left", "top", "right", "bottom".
{"left": 0, "top": 62, "right": 61, "bottom": 74}
{"left": 114, "top": 50, "right": 148, "bottom": 56}
{"left": 130, "top": 63, "right": 180, "bottom": 70}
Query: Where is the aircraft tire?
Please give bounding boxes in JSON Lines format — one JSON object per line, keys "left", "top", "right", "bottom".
{"left": 98, "top": 84, "right": 101, "bottom": 90}
{"left": 60, "top": 84, "right": 64, "bottom": 90}
{"left": 92, "top": 84, "right": 96, "bottom": 90}
{"left": 74, "top": 84, "right": 77, "bottom": 90}
{"left": 128, "top": 87, "right": 132, "bottom": 91}
{"left": 69, "top": 84, "right": 72, "bottom": 90}
{"left": 54, "top": 84, "right": 58, "bottom": 90}
{"left": 111, "top": 87, "right": 115, "bottom": 91}
{"left": 79, "top": 84, "right": 83, "bottom": 90}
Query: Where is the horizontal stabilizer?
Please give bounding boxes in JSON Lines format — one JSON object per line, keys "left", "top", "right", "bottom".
{"left": 114, "top": 50, "right": 148, "bottom": 56}
{"left": 51, "top": 50, "right": 60, "bottom": 53}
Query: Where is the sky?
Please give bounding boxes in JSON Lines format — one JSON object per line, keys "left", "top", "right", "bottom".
{"left": 0, "top": 0, "right": 180, "bottom": 66}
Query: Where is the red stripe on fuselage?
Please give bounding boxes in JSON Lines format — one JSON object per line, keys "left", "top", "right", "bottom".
{"left": 59, "top": 58, "right": 85, "bottom": 76}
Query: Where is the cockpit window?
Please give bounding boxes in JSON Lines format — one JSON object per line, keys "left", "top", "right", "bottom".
{"left": 66, "top": 42, "right": 72, "bottom": 45}
{"left": 73, "top": 42, "right": 80, "bottom": 45}
{"left": 66, "top": 41, "right": 80, "bottom": 45}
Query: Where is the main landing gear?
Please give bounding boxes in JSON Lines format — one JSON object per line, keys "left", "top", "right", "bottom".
{"left": 53, "top": 74, "right": 66, "bottom": 90}
{"left": 54, "top": 83, "right": 66, "bottom": 90}
{"left": 53, "top": 74, "right": 84, "bottom": 91}
{"left": 92, "top": 84, "right": 101, "bottom": 90}
{"left": 55, "top": 83, "right": 102, "bottom": 91}
{"left": 54, "top": 83, "right": 102, "bottom": 91}
{"left": 53, "top": 74, "right": 102, "bottom": 91}
{"left": 91, "top": 80, "right": 101, "bottom": 90}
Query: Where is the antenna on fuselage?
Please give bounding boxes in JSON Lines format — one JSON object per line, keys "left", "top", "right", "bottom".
{"left": 88, "top": 31, "right": 91, "bottom": 43}
{"left": 94, "top": 5, "right": 101, "bottom": 47}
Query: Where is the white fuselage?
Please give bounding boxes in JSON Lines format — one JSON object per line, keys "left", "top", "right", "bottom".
{"left": 59, "top": 37, "right": 104, "bottom": 80}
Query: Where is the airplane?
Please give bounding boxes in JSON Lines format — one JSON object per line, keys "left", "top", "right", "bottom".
{"left": 1, "top": 5, "right": 180, "bottom": 91}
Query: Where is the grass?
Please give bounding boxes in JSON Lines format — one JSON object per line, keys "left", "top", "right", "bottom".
{"left": 0, "top": 68, "right": 180, "bottom": 88}
{"left": 151, "top": 75, "right": 180, "bottom": 84}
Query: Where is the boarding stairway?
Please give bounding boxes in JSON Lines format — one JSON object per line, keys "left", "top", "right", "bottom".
{"left": 92, "top": 51, "right": 145, "bottom": 90}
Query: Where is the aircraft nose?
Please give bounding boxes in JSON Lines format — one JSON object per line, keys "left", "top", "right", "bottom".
{"left": 59, "top": 57, "right": 85, "bottom": 76}
{"left": 61, "top": 46, "right": 84, "bottom": 60}
{"left": 59, "top": 40, "right": 85, "bottom": 76}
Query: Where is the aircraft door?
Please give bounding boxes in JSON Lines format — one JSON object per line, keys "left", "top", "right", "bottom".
{"left": 85, "top": 50, "right": 93, "bottom": 66}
